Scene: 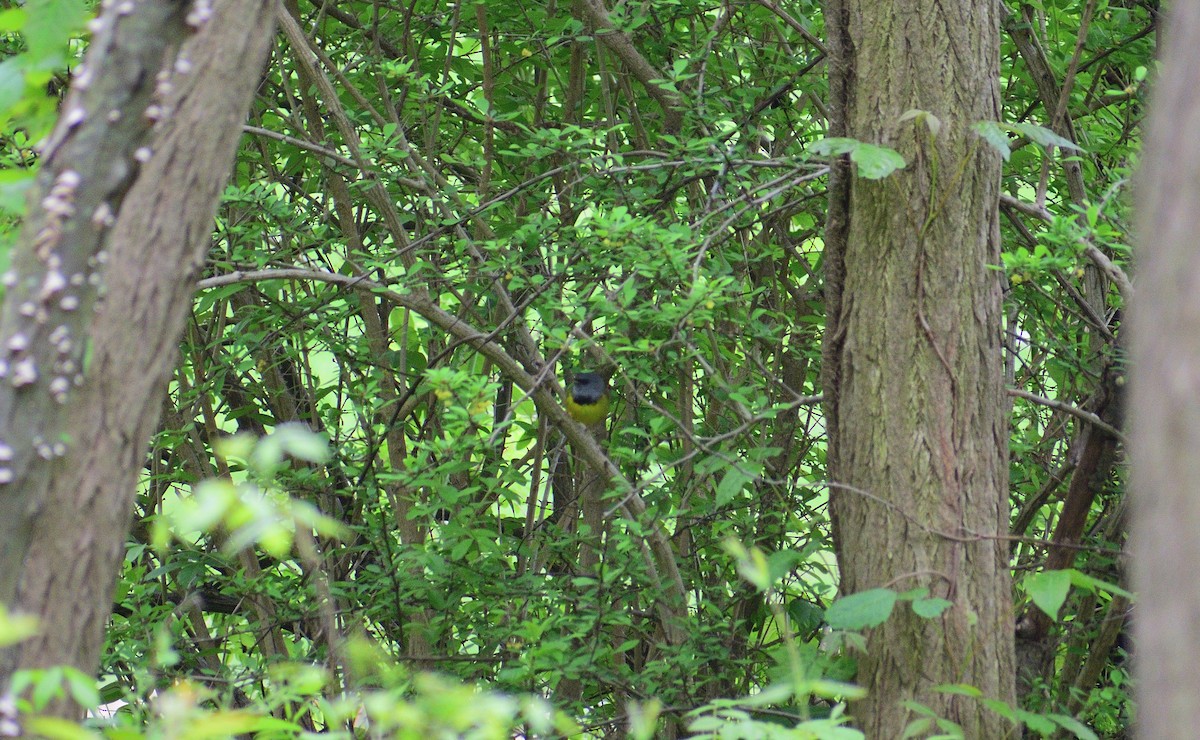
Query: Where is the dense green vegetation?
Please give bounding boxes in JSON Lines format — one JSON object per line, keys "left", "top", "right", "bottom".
{"left": 0, "top": 0, "right": 1145, "bottom": 735}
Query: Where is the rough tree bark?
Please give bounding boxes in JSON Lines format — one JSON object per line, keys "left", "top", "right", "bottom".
{"left": 822, "top": 0, "right": 1017, "bottom": 735}
{"left": 0, "top": 0, "right": 275, "bottom": 719}
{"left": 1131, "top": 1, "right": 1200, "bottom": 735}
{"left": 0, "top": 0, "right": 190, "bottom": 622}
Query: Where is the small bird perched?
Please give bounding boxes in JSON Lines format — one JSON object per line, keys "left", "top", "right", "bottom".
{"left": 565, "top": 372, "right": 610, "bottom": 425}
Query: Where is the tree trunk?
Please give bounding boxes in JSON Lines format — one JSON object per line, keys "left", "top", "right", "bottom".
{"left": 0, "top": 0, "right": 190, "bottom": 622}
{"left": 1131, "top": 2, "right": 1200, "bottom": 735}
{"left": 0, "top": 0, "right": 275, "bottom": 717}
{"left": 822, "top": 0, "right": 1017, "bottom": 735}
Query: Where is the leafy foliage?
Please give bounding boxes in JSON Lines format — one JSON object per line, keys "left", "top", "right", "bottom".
{"left": 0, "top": 0, "right": 1142, "bottom": 734}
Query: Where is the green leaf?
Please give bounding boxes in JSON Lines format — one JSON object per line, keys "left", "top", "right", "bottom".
{"left": 765, "top": 548, "right": 803, "bottom": 583}
{"left": 724, "top": 539, "right": 771, "bottom": 592}
{"left": 899, "top": 108, "right": 940, "bottom": 136}
{"left": 981, "top": 698, "right": 1018, "bottom": 721}
{"left": 715, "top": 465, "right": 755, "bottom": 507}
{"left": 0, "top": 605, "right": 38, "bottom": 647}
{"left": 806, "top": 679, "right": 867, "bottom": 700}
{"left": 902, "top": 718, "right": 933, "bottom": 739}
{"left": 19, "top": 716, "right": 97, "bottom": 740}
{"left": 825, "top": 588, "right": 898, "bottom": 630}
{"left": 901, "top": 700, "right": 940, "bottom": 718}
{"left": 61, "top": 666, "right": 100, "bottom": 709}
{"left": 798, "top": 722, "right": 863, "bottom": 740}
{"left": 688, "top": 715, "right": 725, "bottom": 732}
{"left": 250, "top": 423, "right": 330, "bottom": 476}
{"left": 912, "top": 597, "right": 953, "bottom": 618}
{"left": 788, "top": 598, "right": 825, "bottom": 635}
{"left": 0, "top": 57, "right": 26, "bottom": 117}
{"left": 0, "top": 9, "right": 27, "bottom": 33}
{"left": 735, "top": 682, "right": 793, "bottom": 706}
{"left": 972, "top": 121, "right": 1011, "bottom": 161}
{"left": 32, "top": 668, "right": 64, "bottom": 710}
{"left": 934, "top": 683, "right": 982, "bottom": 698}
{"left": 1024, "top": 569, "right": 1072, "bottom": 621}
{"left": 182, "top": 480, "right": 237, "bottom": 534}
{"left": 23, "top": 0, "right": 87, "bottom": 67}
{"left": 257, "top": 521, "right": 294, "bottom": 560}
{"left": 184, "top": 710, "right": 294, "bottom": 737}
{"left": 451, "top": 536, "right": 473, "bottom": 560}
{"left": 0, "top": 168, "right": 34, "bottom": 216}
{"left": 1009, "top": 122, "right": 1082, "bottom": 151}
{"left": 1067, "top": 569, "right": 1134, "bottom": 599}
{"left": 811, "top": 137, "right": 906, "bottom": 178}
{"left": 851, "top": 143, "right": 906, "bottom": 179}
{"left": 1047, "top": 713, "right": 1099, "bottom": 740}
{"left": 811, "top": 137, "right": 859, "bottom": 157}
{"left": 1015, "top": 708, "right": 1057, "bottom": 735}
{"left": 627, "top": 699, "right": 662, "bottom": 740}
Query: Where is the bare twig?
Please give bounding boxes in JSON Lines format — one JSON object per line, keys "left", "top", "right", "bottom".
{"left": 1007, "top": 387, "right": 1125, "bottom": 443}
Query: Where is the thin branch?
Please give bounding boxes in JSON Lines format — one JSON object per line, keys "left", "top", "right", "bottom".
{"left": 575, "top": 0, "right": 685, "bottom": 131}
{"left": 1081, "top": 240, "right": 1135, "bottom": 301}
{"left": 999, "top": 192, "right": 1051, "bottom": 221}
{"left": 999, "top": 193, "right": 1134, "bottom": 302}
{"left": 750, "top": 0, "right": 828, "bottom": 55}
{"left": 242, "top": 124, "right": 358, "bottom": 168}
{"left": 1007, "top": 387, "right": 1125, "bottom": 443}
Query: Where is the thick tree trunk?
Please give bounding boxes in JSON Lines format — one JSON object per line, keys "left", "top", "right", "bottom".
{"left": 0, "top": 0, "right": 190, "bottom": 621}
{"left": 1131, "top": 2, "right": 1200, "bottom": 735}
{"left": 822, "top": 0, "right": 1017, "bottom": 735}
{"left": 0, "top": 0, "right": 275, "bottom": 717}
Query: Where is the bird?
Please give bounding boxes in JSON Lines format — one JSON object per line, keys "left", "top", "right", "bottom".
{"left": 565, "top": 372, "right": 611, "bottom": 426}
